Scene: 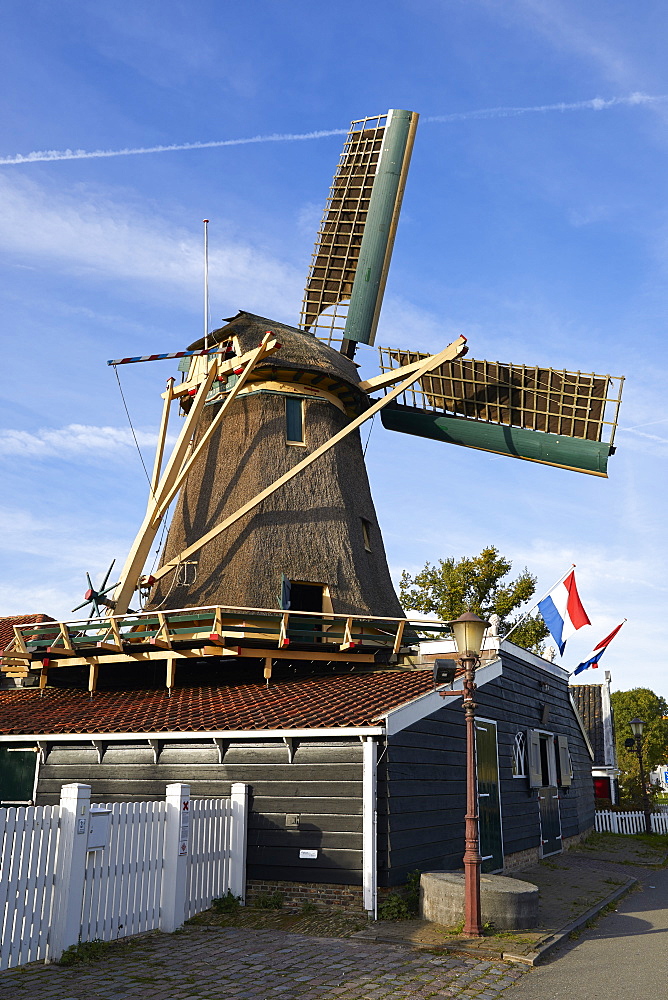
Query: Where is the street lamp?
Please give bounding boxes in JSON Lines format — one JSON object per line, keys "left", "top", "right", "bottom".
{"left": 628, "top": 717, "right": 652, "bottom": 835}
{"left": 450, "top": 611, "right": 489, "bottom": 938}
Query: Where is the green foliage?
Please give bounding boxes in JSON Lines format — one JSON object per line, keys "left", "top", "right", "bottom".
{"left": 59, "top": 939, "right": 110, "bottom": 966}
{"left": 212, "top": 890, "right": 241, "bottom": 915}
{"left": 378, "top": 870, "right": 422, "bottom": 921}
{"left": 253, "top": 890, "right": 284, "bottom": 910}
{"left": 377, "top": 893, "right": 411, "bottom": 921}
{"left": 299, "top": 900, "right": 317, "bottom": 915}
{"left": 400, "top": 546, "right": 549, "bottom": 652}
{"left": 610, "top": 688, "right": 668, "bottom": 808}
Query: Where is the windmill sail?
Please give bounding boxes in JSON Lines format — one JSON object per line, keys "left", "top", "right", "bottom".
{"left": 300, "top": 109, "right": 418, "bottom": 350}
{"left": 377, "top": 348, "right": 624, "bottom": 477}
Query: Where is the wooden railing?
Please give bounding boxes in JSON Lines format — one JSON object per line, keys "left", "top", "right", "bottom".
{"left": 1, "top": 603, "right": 451, "bottom": 685}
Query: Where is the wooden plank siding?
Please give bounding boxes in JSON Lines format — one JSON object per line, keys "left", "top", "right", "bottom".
{"left": 380, "top": 650, "right": 594, "bottom": 885}
{"left": 36, "top": 739, "right": 365, "bottom": 886}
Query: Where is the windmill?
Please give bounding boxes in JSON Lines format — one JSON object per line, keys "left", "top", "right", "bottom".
{"left": 106, "top": 109, "right": 623, "bottom": 623}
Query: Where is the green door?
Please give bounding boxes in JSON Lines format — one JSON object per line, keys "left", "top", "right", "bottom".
{"left": 0, "top": 747, "right": 37, "bottom": 804}
{"left": 475, "top": 720, "right": 503, "bottom": 873}
{"left": 538, "top": 787, "right": 562, "bottom": 856}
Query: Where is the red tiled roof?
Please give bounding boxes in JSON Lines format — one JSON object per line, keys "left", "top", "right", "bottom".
{"left": 0, "top": 670, "right": 437, "bottom": 735}
{"left": 0, "top": 614, "right": 55, "bottom": 652}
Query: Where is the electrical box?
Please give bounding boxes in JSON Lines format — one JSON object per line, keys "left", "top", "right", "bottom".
{"left": 87, "top": 807, "right": 112, "bottom": 851}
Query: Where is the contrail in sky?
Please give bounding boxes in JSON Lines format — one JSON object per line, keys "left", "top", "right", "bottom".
{"left": 0, "top": 93, "right": 664, "bottom": 167}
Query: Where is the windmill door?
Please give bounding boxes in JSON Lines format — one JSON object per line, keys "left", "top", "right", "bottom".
{"left": 475, "top": 720, "right": 503, "bottom": 873}
{"left": 287, "top": 582, "right": 323, "bottom": 642}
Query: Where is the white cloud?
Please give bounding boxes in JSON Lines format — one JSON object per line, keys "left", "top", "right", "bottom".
{"left": 0, "top": 174, "right": 303, "bottom": 317}
{"left": 0, "top": 424, "right": 160, "bottom": 459}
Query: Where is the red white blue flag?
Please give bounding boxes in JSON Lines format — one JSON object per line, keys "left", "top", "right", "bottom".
{"left": 538, "top": 569, "right": 590, "bottom": 655}
{"left": 572, "top": 621, "right": 625, "bottom": 676}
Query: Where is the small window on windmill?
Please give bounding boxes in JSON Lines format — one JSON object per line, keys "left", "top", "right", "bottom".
{"left": 177, "top": 561, "right": 198, "bottom": 586}
{"left": 361, "top": 518, "right": 372, "bottom": 552}
{"left": 286, "top": 397, "right": 305, "bottom": 445}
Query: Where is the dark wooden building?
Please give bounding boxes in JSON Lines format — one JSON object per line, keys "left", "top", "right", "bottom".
{"left": 0, "top": 638, "right": 594, "bottom": 913}
{"left": 570, "top": 673, "right": 619, "bottom": 804}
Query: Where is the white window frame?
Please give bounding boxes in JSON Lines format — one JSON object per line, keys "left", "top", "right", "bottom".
{"left": 512, "top": 730, "right": 527, "bottom": 777}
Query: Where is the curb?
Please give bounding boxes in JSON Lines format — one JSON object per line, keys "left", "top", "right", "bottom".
{"left": 502, "top": 877, "right": 638, "bottom": 966}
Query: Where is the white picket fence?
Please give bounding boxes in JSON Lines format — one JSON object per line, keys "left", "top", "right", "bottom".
{"left": 80, "top": 800, "right": 167, "bottom": 942}
{"left": 0, "top": 781, "right": 248, "bottom": 971}
{"left": 0, "top": 805, "right": 60, "bottom": 971}
{"left": 595, "top": 809, "right": 668, "bottom": 834}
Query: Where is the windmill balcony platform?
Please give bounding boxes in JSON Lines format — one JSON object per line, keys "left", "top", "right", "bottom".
{"left": 0, "top": 604, "right": 447, "bottom": 691}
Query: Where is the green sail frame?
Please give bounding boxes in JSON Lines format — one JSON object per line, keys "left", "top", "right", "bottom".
{"left": 380, "top": 406, "right": 612, "bottom": 476}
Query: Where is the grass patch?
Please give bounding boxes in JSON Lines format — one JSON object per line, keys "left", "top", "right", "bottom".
{"left": 212, "top": 891, "right": 242, "bottom": 915}
{"left": 253, "top": 891, "right": 284, "bottom": 910}
{"left": 59, "top": 937, "right": 141, "bottom": 966}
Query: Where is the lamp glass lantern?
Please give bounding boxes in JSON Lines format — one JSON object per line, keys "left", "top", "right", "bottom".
{"left": 629, "top": 717, "right": 645, "bottom": 738}
{"left": 450, "top": 612, "right": 490, "bottom": 658}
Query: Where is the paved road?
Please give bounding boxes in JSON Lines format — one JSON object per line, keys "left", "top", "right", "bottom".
{"left": 0, "top": 926, "right": 527, "bottom": 1000}
{"left": 507, "top": 867, "right": 668, "bottom": 999}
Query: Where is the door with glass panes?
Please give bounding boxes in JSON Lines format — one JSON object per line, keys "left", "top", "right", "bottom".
{"left": 475, "top": 719, "right": 503, "bottom": 872}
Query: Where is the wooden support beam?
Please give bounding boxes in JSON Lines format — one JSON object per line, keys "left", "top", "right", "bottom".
{"left": 155, "top": 613, "right": 173, "bottom": 650}
{"left": 112, "top": 358, "right": 220, "bottom": 616}
{"left": 357, "top": 356, "right": 444, "bottom": 393}
{"left": 392, "top": 619, "right": 406, "bottom": 655}
{"left": 151, "top": 377, "right": 174, "bottom": 497}
{"left": 39, "top": 662, "right": 49, "bottom": 689}
{"left": 263, "top": 656, "right": 273, "bottom": 685}
{"left": 149, "top": 334, "right": 279, "bottom": 527}
{"left": 162, "top": 340, "right": 281, "bottom": 399}
{"left": 12, "top": 627, "right": 29, "bottom": 655}
{"left": 166, "top": 657, "right": 176, "bottom": 694}
{"left": 152, "top": 336, "right": 468, "bottom": 583}
{"left": 279, "top": 613, "right": 290, "bottom": 648}
{"left": 339, "top": 617, "right": 357, "bottom": 652}
{"left": 113, "top": 335, "right": 281, "bottom": 617}
{"left": 59, "top": 623, "right": 75, "bottom": 653}
{"left": 88, "top": 663, "right": 99, "bottom": 694}
{"left": 239, "top": 647, "right": 376, "bottom": 663}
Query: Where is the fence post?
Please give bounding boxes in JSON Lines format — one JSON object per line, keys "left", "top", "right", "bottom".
{"left": 229, "top": 783, "right": 248, "bottom": 901}
{"left": 48, "top": 783, "right": 91, "bottom": 962}
{"left": 160, "top": 783, "right": 190, "bottom": 933}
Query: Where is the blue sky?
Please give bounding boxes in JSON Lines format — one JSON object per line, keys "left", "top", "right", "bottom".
{"left": 1, "top": 0, "right": 667, "bottom": 695}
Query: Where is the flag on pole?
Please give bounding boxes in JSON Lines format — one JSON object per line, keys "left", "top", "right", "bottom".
{"left": 572, "top": 621, "right": 625, "bottom": 676}
{"left": 538, "top": 569, "right": 590, "bottom": 655}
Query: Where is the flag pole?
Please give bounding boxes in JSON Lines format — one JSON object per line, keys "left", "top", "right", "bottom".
{"left": 502, "top": 564, "right": 576, "bottom": 645}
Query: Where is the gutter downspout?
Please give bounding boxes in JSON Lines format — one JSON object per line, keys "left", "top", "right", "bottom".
{"left": 362, "top": 736, "right": 378, "bottom": 918}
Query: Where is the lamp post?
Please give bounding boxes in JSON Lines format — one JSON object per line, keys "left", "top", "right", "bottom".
{"left": 629, "top": 717, "right": 652, "bottom": 835}
{"left": 450, "top": 611, "right": 489, "bottom": 938}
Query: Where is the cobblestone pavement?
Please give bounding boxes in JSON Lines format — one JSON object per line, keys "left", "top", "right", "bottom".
{"left": 0, "top": 926, "right": 529, "bottom": 1000}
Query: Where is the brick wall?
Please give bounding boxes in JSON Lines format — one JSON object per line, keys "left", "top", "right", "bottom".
{"left": 245, "top": 879, "right": 365, "bottom": 912}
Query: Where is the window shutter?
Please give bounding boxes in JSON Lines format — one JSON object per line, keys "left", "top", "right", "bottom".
{"left": 279, "top": 574, "right": 291, "bottom": 610}
{"left": 557, "top": 734, "right": 572, "bottom": 787}
{"left": 528, "top": 730, "right": 542, "bottom": 788}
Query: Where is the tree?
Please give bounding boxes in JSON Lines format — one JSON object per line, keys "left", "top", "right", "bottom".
{"left": 610, "top": 688, "right": 668, "bottom": 809}
{"left": 399, "top": 546, "right": 549, "bottom": 651}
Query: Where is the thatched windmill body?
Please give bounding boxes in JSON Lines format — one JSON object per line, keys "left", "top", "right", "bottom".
{"left": 107, "top": 110, "right": 623, "bottom": 623}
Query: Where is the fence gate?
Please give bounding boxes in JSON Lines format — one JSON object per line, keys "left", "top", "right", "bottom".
{"left": 80, "top": 801, "right": 167, "bottom": 943}
{"left": 0, "top": 805, "right": 60, "bottom": 971}
{"left": 0, "top": 782, "right": 248, "bottom": 971}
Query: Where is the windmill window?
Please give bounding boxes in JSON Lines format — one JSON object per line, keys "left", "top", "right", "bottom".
{"left": 285, "top": 397, "right": 305, "bottom": 445}
{"left": 361, "top": 518, "right": 372, "bottom": 552}
{"left": 512, "top": 731, "right": 527, "bottom": 777}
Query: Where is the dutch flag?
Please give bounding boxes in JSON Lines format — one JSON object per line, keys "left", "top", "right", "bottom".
{"left": 538, "top": 569, "right": 590, "bottom": 655}
{"left": 572, "top": 621, "right": 625, "bottom": 676}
